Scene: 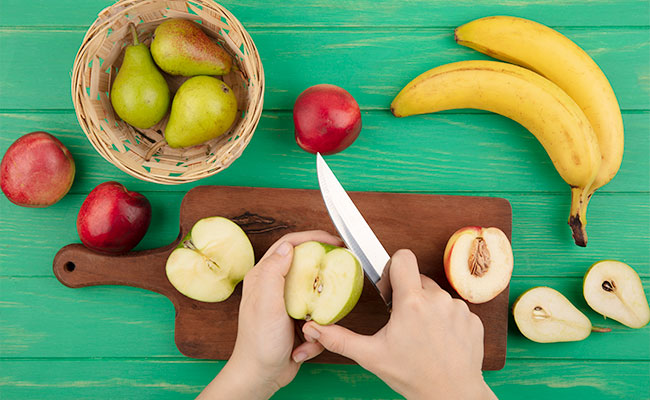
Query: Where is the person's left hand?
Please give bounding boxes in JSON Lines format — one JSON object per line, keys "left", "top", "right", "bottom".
{"left": 198, "top": 230, "right": 343, "bottom": 400}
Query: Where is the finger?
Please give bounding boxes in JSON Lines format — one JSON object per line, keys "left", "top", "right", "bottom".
{"left": 420, "top": 274, "right": 442, "bottom": 292}
{"left": 256, "top": 241, "right": 294, "bottom": 278}
{"left": 303, "top": 321, "right": 375, "bottom": 366}
{"left": 292, "top": 341, "right": 325, "bottom": 363}
{"left": 389, "top": 249, "right": 423, "bottom": 303}
{"left": 262, "top": 230, "right": 343, "bottom": 260}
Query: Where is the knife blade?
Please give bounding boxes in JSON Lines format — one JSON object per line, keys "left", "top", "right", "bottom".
{"left": 316, "top": 153, "right": 392, "bottom": 307}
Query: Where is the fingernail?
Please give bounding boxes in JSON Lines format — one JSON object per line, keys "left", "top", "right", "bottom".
{"left": 303, "top": 324, "right": 320, "bottom": 340}
{"left": 276, "top": 242, "right": 291, "bottom": 256}
{"left": 293, "top": 352, "right": 308, "bottom": 363}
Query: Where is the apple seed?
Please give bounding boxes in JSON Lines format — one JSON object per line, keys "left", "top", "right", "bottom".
{"left": 468, "top": 237, "right": 491, "bottom": 277}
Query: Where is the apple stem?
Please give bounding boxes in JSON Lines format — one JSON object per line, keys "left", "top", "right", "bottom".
{"left": 591, "top": 326, "right": 611, "bottom": 333}
{"left": 129, "top": 23, "right": 139, "bottom": 46}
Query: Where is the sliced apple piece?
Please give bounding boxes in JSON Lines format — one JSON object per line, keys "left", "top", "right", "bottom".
{"left": 166, "top": 216, "right": 254, "bottom": 302}
{"left": 444, "top": 226, "right": 513, "bottom": 304}
{"left": 583, "top": 260, "right": 650, "bottom": 329}
{"left": 513, "top": 286, "right": 606, "bottom": 343}
{"left": 284, "top": 241, "right": 363, "bottom": 325}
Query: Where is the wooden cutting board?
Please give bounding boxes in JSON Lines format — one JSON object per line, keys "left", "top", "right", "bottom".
{"left": 53, "top": 185, "right": 511, "bottom": 370}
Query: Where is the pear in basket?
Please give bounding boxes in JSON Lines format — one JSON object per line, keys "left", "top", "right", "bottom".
{"left": 151, "top": 19, "right": 232, "bottom": 76}
{"left": 165, "top": 76, "right": 238, "bottom": 148}
{"left": 110, "top": 24, "right": 171, "bottom": 129}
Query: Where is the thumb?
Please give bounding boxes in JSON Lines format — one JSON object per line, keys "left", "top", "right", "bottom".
{"left": 303, "top": 321, "right": 375, "bottom": 365}
{"left": 257, "top": 241, "right": 294, "bottom": 277}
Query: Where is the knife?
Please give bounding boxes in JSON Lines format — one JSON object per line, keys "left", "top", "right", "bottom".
{"left": 316, "top": 153, "right": 393, "bottom": 308}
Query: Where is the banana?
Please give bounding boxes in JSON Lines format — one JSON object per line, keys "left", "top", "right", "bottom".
{"left": 391, "top": 60, "right": 601, "bottom": 244}
{"left": 455, "top": 16, "right": 624, "bottom": 246}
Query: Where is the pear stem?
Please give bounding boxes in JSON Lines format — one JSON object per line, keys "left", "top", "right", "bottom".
{"left": 591, "top": 326, "right": 612, "bottom": 333}
{"left": 129, "top": 23, "right": 139, "bottom": 46}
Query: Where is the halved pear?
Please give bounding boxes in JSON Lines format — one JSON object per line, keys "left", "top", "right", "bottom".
{"left": 583, "top": 260, "right": 650, "bottom": 329}
{"left": 513, "top": 286, "right": 598, "bottom": 343}
{"left": 284, "top": 241, "right": 363, "bottom": 325}
{"left": 166, "top": 216, "right": 254, "bottom": 302}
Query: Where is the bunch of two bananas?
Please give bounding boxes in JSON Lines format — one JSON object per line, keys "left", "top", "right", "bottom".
{"left": 391, "top": 16, "right": 624, "bottom": 247}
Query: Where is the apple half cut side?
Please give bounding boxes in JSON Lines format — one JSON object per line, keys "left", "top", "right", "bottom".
{"left": 583, "top": 260, "right": 650, "bottom": 329}
{"left": 513, "top": 286, "right": 609, "bottom": 343}
{"left": 284, "top": 241, "right": 363, "bottom": 325}
{"left": 166, "top": 216, "right": 254, "bottom": 302}
{"left": 444, "top": 226, "right": 513, "bottom": 304}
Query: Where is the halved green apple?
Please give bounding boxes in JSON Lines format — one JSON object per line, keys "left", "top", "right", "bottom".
{"left": 166, "top": 216, "right": 254, "bottom": 302}
{"left": 583, "top": 260, "right": 650, "bottom": 329}
{"left": 284, "top": 241, "right": 363, "bottom": 325}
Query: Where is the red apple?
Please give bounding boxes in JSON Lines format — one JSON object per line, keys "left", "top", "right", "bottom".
{"left": 443, "top": 226, "right": 513, "bottom": 304}
{"left": 1, "top": 131, "right": 75, "bottom": 207}
{"left": 77, "top": 181, "right": 151, "bottom": 254}
{"left": 293, "top": 84, "right": 362, "bottom": 155}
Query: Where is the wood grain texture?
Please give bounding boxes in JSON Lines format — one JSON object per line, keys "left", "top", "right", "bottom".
{"left": 3, "top": 192, "right": 648, "bottom": 279}
{"left": 0, "top": 28, "right": 648, "bottom": 110}
{"left": 1, "top": 0, "right": 649, "bottom": 27}
{"left": 2, "top": 276, "right": 648, "bottom": 360}
{"left": 1, "top": 112, "right": 648, "bottom": 194}
{"left": 51, "top": 186, "right": 512, "bottom": 369}
{"left": 0, "top": 359, "right": 647, "bottom": 399}
{"left": 1, "top": 0, "right": 649, "bottom": 397}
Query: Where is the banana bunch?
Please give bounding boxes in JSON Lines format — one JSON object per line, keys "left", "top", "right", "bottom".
{"left": 391, "top": 16, "right": 624, "bottom": 247}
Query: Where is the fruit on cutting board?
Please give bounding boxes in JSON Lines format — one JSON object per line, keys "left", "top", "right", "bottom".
{"left": 284, "top": 241, "right": 363, "bottom": 325}
{"left": 151, "top": 19, "right": 232, "bottom": 76}
{"left": 583, "top": 260, "right": 650, "bottom": 329}
{"left": 1, "top": 131, "right": 75, "bottom": 207}
{"left": 444, "top": 226, "right": 513, "bottom": 304}
{"left": 391, "top": 60, "right": 601, "bottom": 247}
{"left": 77, "top": 181, "right": 152, "bottom": 254}
{"left": 293, "top": 84, "right": 362, "bottom": 155}
{"left": 455, "top": 16, "right": 624, "bottom": 247}
{"left": 166, "top": 217, "right": 254, "bottom": 302}
{"left": 165, "top": 76, "right": 238, "bottom": 148}
{"left": 110, "top": 24, "right": 170, "bottom": 129}
{"left": 513, "top": 286, "right": 609, "bottom": 343}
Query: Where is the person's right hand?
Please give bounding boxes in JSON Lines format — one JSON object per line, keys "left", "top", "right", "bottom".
{"left": 302, "top": 249, "right": 497, "bottom": 400}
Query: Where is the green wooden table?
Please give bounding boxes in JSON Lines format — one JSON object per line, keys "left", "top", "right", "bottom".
{"left": 1, "top": 1, "right": 649, "bottom": 398}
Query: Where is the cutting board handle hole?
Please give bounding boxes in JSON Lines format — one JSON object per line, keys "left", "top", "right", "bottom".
{"left": 64, "top": 262, "right": 76, "bottom": 272}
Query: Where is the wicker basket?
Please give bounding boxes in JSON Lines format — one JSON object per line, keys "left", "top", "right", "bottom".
{"left": 71, "top": 0, "right": 264, "bottom": 184}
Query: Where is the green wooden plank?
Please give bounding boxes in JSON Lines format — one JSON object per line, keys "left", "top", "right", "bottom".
{"left": 1, "top": 112, "right": 648, "bottom": 195}
{"left": 1, "top": 0, "right": 649, "bottom": 27}
{"left": 0, "top": 359, "right": 647, "bottom": 400}
{"left": 1, "top": 277, "right": 648, "bottom": 360}
{"left": 1, "top": 191, "right": 648, "bottom": 278}
{"left": 0, "top": 28, "right": 648, "bottom": 111}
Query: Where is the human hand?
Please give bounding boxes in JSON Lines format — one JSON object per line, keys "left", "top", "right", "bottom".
{"left": 302, "top": 249, "right": 496, "bottom": 400}
{"left": 198, "top": 230, "right": 343, "bottom": 400}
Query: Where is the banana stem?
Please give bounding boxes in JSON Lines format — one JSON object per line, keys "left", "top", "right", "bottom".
{"left": 129, "top": 23, "right": 139, "bottom": 46}
{"left": 591, "top": 326, "right": 611, "bottom": 333}
{"left": 569, "top": 187, "right": 588, "bottom": 247}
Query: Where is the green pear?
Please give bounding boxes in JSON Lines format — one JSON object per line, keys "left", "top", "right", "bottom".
{"left": 150, "top": 19, "right": 232, "bottom": 76}
{"left": 110, "top": 24, "right": 170, "bottom": 129}
{"left": 165, "top": 76, "right": 238, "bottom": 148}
